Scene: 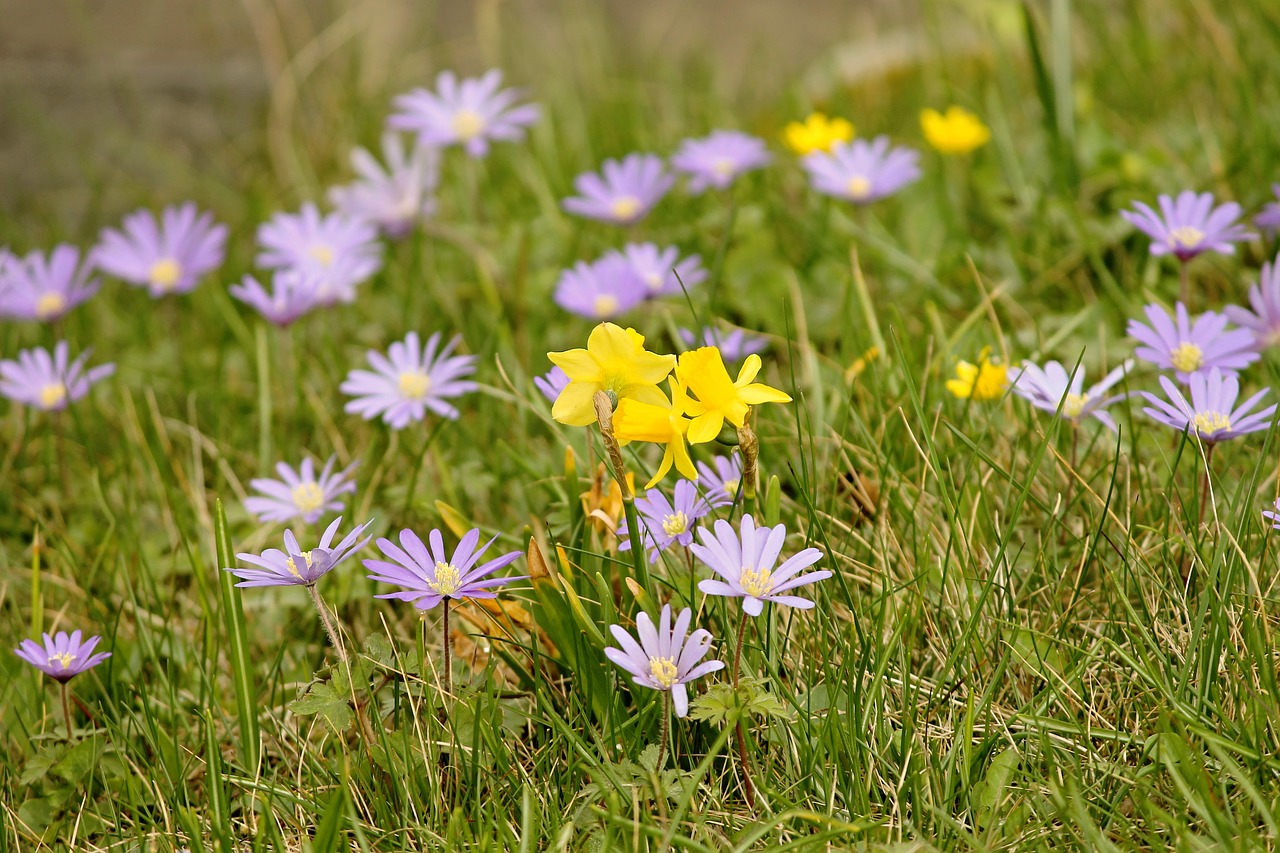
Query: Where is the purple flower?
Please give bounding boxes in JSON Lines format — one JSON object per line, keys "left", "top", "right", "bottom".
{"left": 552, "top": 255, "right": 648, "bottom": 320}
{"left": 678, "top": 326, "right": 768, "bottom": 363}
{"left": 1120, "top": 191, "right": 1252, "bottom": 262}
{"left": 328, "top": 132, "right": 439, "bottom": 238}
{"left": 94, "top": 203, "right": 227, "bottom": 296}
{"left": 244, "top": 455, "right": 358, "bottom": 524}
{"left": 1256, "top": 185, "right": 1280, "bottom": 233}
{"left": 0, "top": 342, "right": 114, "bottom": 412}
{"left": 620, "top": 243, "right": 707, "bottom": 298}
{"left": 256, "top": 203, "right": 383, "bottom": 305}
{"left": 1224, "top": 257, "right": 1280, "bottom": 349}
{"left": 604, "top": 604, "right": 724, "bottom": 718}
{"left": 671, "top": 130, "right": 772, "bottom": 193}
{"left": 0, "top": 245, "right": 99, "bottom": 321}
{"left": 696, "top": 454, "right": 743, "bottom": 508}
{"left": 1127, "top": 302, "right": 1258, "bottom": 383}
{"left": 1141, "top": 368, "right": 1275, "bottom": 444}
{"left": 226, "top": 516, "right": 373, "bottom": 588}
{"left": 693, "top": 515, "right": 830, "bottom": 617}
{"left": 341, "top": 331, "right": 478, "bottom": 429}
{"left": 618, "top": 479, "right": 715, "bottom": 563}
{"left": 802, "top": 137, "right": 921, "bottom": 204}
{"left": 534, "top": 366, "right": 569, "bottom": 403}
{"left": 364, "top": 527, "right": 525, "bottom": 610}
{"left": 389, "top": 69, "right": 540, "bottom": 158}
{"left": 562, "top": 154, "right": 674, "bottom": 225}
{"left": 229, "top": 271, "right": 322, "bottom": 327}
{"left": 15, "top": 630, "right": 111, "bottom": 683}
{"left": 1263, "top": 498, "right": 1280, "bottom": 530}
{"left": 1011, "top": 359, "right": 1132, "bottom": 430}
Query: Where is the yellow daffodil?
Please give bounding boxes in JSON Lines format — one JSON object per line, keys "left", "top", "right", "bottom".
{"left": 946, "top": 348, "right": 1008, "bottom": 401}
{"left": 783, "top": 112, "right": 854, "bottom": 157}
{"left": 920, "top": 106, "right": 991, "bottom": 155}
{"left": 548, "top": 323, "right": 676, "bottom": 426}
{"left": 677, "top": 348, "right": 792, "bottom": 444}
{"left": 612, "top": 378, "right": 698, "bottom": 488}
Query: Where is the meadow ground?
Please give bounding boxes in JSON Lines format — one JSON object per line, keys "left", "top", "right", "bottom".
{"left": 4, "top": 0, "right": 1280, "bottom": 850}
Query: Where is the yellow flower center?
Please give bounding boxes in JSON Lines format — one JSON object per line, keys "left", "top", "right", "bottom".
{"left": 48, "top": 651, "right": 76, "bottom": 670}
{"left": 35, "top": 293, "right": 67, "bottom": 319}
{"left": 430, "top": 561, "right": 462, "bottom": 597}
{"left": 661, "top": 511, "right": 689, "bottom": 537}
{"left": 39, "top": 382, "right": 67, "bottom": 409}
{"left": 291, "top": 481, "right": 325, "bottom": 514}
{"left": 642, "top": 272, "right": 664, "bottom": 292}
{"left": 1194, "top": 411, "right": 1230, "bottom": 437}
{"left": 610, "top": 196, "right": 641, "bottom": 221}
{"left": 739, "top": 566, "right": 774, "bottom": 598}
{"left": 452, "top": 110, "right": 486, "bottom": 141}
{"left": 398, "top": 371, "right": 431, "bottom": 399}
{"left": 648, "top": 656, "right": 679, "bottom": 688}
{"left": 1168, "top": 226, "right": 1205, "bottom": 250}
{"left": 285, "top": 550, "right": 315, "bottom": 580}
{"left": 1062, "top": 393, "right": 1089, "bottom": 419}
{"left": 846, "top": 176, "right": 871, "bottom": 200}
{"left": 721, "top": 478, "right": 740, "bottom": 497}
{"left": 712, "top": 158, "right": 736, "bottom": 176}
{"left": 308, "top": 245, "right": 335, "bottom": 266}
{"left": 1169, "top": 342, "right": 1204, "bottom": 374}
{"left": 149, "top": 258, "right": 183, "bottom": 291}
{"left": 593, "top": 294, "right": 620, "bottom": 317}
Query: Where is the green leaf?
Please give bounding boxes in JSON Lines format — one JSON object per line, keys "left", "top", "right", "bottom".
{"left": 214, "top": 499, "right": 261, "bottom": 771}
{"left": 973, "top": 747, "right": 1020, "bottom": 829}
{"left": 289, "top": 682, "right": 354, "bottom": 734}
{"left": 689, "top": 677, "right": 793, "bottom": 725}
{"left": 637, "top": 743, "right": 660, "bottom": 774}
{"left": 310, "top": 785, "right": 347, "bottom": 853}
{"left": 17, "top": 797, "right": 58, "bottom": 835}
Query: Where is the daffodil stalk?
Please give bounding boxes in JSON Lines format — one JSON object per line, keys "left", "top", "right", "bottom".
{"left": 594, "top": 390, "right": 653, "bottom": 602}
{"left": 736, "top": 408, "right": 759, "bottom": 520}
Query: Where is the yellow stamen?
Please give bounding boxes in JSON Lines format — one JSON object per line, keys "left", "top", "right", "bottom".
{"left": 1168, "top": 226, "right": 1204, "bottom": 250}
{"left": 35, "top": 293, "right": 67, "bottom": 319}
{"left": 398, "top": 371, "right": 431, "bottom": 399}
{"left": 661, "top": 511, "right": 689, "bottom": 537}
{"left": 846, "top": 176, "right": 871, "bottom": 200}
{"left": 149, "top": 258, "right": 183, "bottom": 291}
{"left": 39, "top": 383, "right": 67, "bottom": 409}
{"left": 308, "top": 245, "right": 334, "bottom": 266}
{"left": 291, "top": 481, "right": 325, "bottom": 514}
{"left": 430, "top": 562, "right": 462, "bottom": 597}
{"left": 739, "top": 566, "right": 774, "bottom": 598}
{"left": 610, "top": 197, "right": 641, "bottom": 221}
{"left": 648, "top": 656, "right": 678, "bottom": 688}
{"left": 721, "top": 478, "right": 740, "bottom": 498}
{"left": 285, "top": 551, "right": 315, "bottom": 580}
{"left": 48, "top": 651, "right": 76, "bottom": 670}
{"left": 1169, "top": 342, "right": 1204, "bottom": 374}
{"left": 1062, "top": 393, "right": 1089, "bottom": 419}
{"left": 452, "top": 110, "right": 486, "bottom": 141}
{"left": 592, "top": 294, "right": 619, "bottom": 318}
{"left": 1194, "top": 411, "right": 1230, "bottom": 436}
{"left": 712, "top": 158, "right": 736, "bottom": 177}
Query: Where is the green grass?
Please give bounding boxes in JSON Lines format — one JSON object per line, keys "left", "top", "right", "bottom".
{"left": 4, "top": 0, "right": 1280, "bottom": 849}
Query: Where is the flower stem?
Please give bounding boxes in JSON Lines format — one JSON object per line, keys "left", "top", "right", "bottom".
{"left": 1179, "top": 260, "right": 1190, "bottom": 308}
{"left": 621, "top": 496, "right": 654, "bottom": 604}
{"left": 730, "top": 606, "right": 756, "bottom": 807}
{"left": 658, "top": 689, "right": 670, "bottom": 770}
{"left": 442, "top": 598, "right": 453, "bottom": 697}
{"left": 732, "top": 607, "right": 748, "bottom": 688}
{"left": 61, "top": 682, "right": 73, "bottom": 740}
{"left": 402, "top": 418, "right": 448, "bottom": 517}
{"left": 307, "top": 583, "right": 348, "bottom": 663}
{"left": 1198, "top": 443, "right": 1216, "bottom": 529}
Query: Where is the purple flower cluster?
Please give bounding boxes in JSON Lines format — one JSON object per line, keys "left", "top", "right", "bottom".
{"left": 552, "top": 243, "right": 706, "bottom": 321}
{"left": 391, "top": 69, "right": 540, "bottom": 159}
{"left": 0, "top": 341, "right": 114, "bottom": 412}
{"left": 618, "top": 479, "right": 715, "bottom": 563}
{"left": 96, "top": 203, "right": 228, "bottom": 297}
{"left": 0, "top": 245, "right": 99, "bottom": 322}
{"left": 1122, "top": 191, "right": 1251, "bottom": 262}
{"left": 1127, "top": 302, "right": 1257, "bottom": 383}
{"left": 802, "top": 137, "right": 922, "bottom": 204}
{"left": 341, "top": 331, "right": 478, "bottom": 429}
{"left": 256, "top": 203, "right": 384, "bottom": 307}
{"left": 245, "top": 456, "right": 358, "bottom": 525}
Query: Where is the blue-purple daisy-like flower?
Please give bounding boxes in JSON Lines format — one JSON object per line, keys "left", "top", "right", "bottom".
{"left": 604, "top": 604, "right": 724, "bottom": 718}
{"left": 562, "top": 154, "right": 675, "bottom": 225}
{"left": 1141, "top": 368, "right": 1275, "bottom": 445}
{"left": 678, "top": 326, "right": 768, "bottom": 363}
{"left": 0, "top": 342, "right": 114, "bottom": 412}
{"left": 1257, "top": 185, "right": 1280, "bottom": 233}
{"left": 256, "top": 203, "right": 383, "bottom": 305}
{"left": 693, "top": 514, "right": 830, "bottom": 617}
{"left": 1121, "top": 191, "right": 1252, "bottom": 262}
{"left": 94, "top": 203, "right": 228, "bottom": 297}
{"left": 226, "top": 516, "right": 373, "bottom": 588}
{"left": 1224, "top": 257, "right": 1280, "bottom": 350}
{"left": 802, "top": 137, "right": 921, "bottom": 204}
{"left": 619, "top": 243, "right": 707, "bottom": 299}
{"left": 341, "top": 331, "right": 478, "bottom": 429}
{"left": 552, "top": 254, "right": 648, "bottom": 320}
{"left": 229, "top": 271, "right": 322, "bottom": 327}
{"left": 244, "top": 455, "right": 358, "bottom": 524}
{"left": 696, "top": 454, "right": 743, "bottom": 508}
{"left": 1263, "top": 498, "right": 1280, "bottom": 531}
{"left": 328, "top": 132, "right": 439, "bottom": 238}
{"left": 1010, "top": 359, "right": 1132, "bottom": 431}
{"left": 618, "top": 479, "right": 715, "bottom": 564}
{"left": 15, "top": 630, "right": 112, "bottom": 683}
{"left": 1127, "top": 302, "right": 1258, "bottom": 383}
{"left": 0, "top": 245, "right": 99, "bottom": 321}
{"left": 534, "top": 366, "right": 569, "bottom": 403}
{"left": 670, "top": 130, "right": 772, "bottom": 194}
{"left": 364, "top": 527, "right": 525, "bottom": 611}
{"left": 390, "top": 69, "right": 540, "bottom": 159}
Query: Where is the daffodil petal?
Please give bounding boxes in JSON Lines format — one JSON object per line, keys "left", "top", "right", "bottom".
{"left": 738, "top": 384, "right": 792, "bottom": 405}
{"left": 551, "top": 382, "right": 598, "bottom": 426}
{"left": 686, "top": 413, "right": 723, "bottom": 445}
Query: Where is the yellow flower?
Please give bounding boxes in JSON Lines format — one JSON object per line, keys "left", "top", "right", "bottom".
{"left": 612, "top": 378, "right": 698, "bottom": 488}
{"left": 548, "top": 323, "right": 676, "bottom": 426}
{"left": 920, "top": 106, "right": 990, "bottom": 155}
{"left": 783, "top": 112, "right": 855, "bottom": 156}
{"left": 677, "top": 348, "right": 792, "bottom": 444}
{"left": 946, "top": 348, "right": 1008, "bottom": 401}
{"left": 581, "top": 463, "right": 632, "bottom": 546}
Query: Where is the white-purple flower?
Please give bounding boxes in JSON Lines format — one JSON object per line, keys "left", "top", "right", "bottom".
{"left": 604, "top": 604, "right": 724, "bottom": 718}
{"left": 0, "top": 342, "right": 114, "bottom": 412}
{"left": 619, "top": 243, "right": 706, "bottom": 298}
{"left": 389, "top": 69, "right": 540, "bottom": 159}
{"left": 364, "top": 527, "right": 525, "bottom": 611}
{"left": 15, "top": 630, "right": 111, "bottom": 683}
{"left": 693, "top": 515, "right": 830, "bottom": 617}
{"left": 1141, "top": 368, "right": 1275, "bottom": 444}
{"left": 678, "top": 326, "right": 768, "bottom": 363}
{"left": 552, "top": 254, "right": 648, "bottom": 320}
{"left": 1257, "top": 185, "right": 1280, "bottom": 233}
{"left": 618, "top": 479, "right": 715, "bottom": 563}
{"left": 226, "top": 516, "right": 374, "bottom": 588}
{"left": 696, "top": 454, "right": 743, "bottom": 508}
{"left": 1127, "top": 302, "right": 1258, "bottom": 383}
{"left": 562, "top": 154, "right": 674, "bottom": 225}
{"left": 1011, "top": 359, "right": 1132, "bottom": 430}
{"left": 94, "top": 203, "right": 228, "bottom": 297}
{"left": 341, "top": 331, "right": 477, "bottom": 429}
{"left": 244, "top": 455, "right": 358, "bottom": 524}
{"left": 229, "top": 271, "right": 322, "bottom": 327}
{"left": 1121, "top": 191, "right": 1252, "bottom": 262}
{"left": 0, "top": 245, "right": 99, "bottom": 321}
{"left": 671, "top": 130, "right": 772, "bottom": 193}
{"left": 802, "top": 137, "right": 921, "bottom": 204}
{"left": 534, "top": 366, "right": 569, "bottom": 403}
{"left": 1224, "top": 257, "right": 1280, "bottom": 350}
{"left": 328, "top": 132, "right": 439, "bottom": 238}
{"left": 256, "top": 203, "right": 383, "bottom": 305}
{"left": 1263, "top": 497, "right": 1280, "bottom": 531}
